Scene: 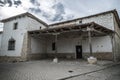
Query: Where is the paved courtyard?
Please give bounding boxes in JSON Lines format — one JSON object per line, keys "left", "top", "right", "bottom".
{"left": 0, "top": 59, "right": 116, "bottom": 80}
{"left": 66, "top": 63, "right": 120, "bottom": 80}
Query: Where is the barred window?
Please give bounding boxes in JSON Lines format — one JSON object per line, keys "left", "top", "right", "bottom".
{"left": 8, "top": 38, "right": 15, "bottom": 50}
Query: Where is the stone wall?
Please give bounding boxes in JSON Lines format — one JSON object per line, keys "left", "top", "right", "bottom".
{"left": 26, "top": 52, "right": 113, "bottom": 61}
{"left": 83, "top": 52, "right": 113, "bottom": 60}
{"left": 113, "top": 15, "right": 120, "bottom": 62}
{"left": 46, "top": 53, "right": 76, "bottom": 59}
{"left": 27, "top": 53, "right": 47, "bottom": 60}
{"left": 0, "top": 56, "right": 22, "bottom": 62}
{"left": 21, "top": 33, "right": 28, "bottom": 61}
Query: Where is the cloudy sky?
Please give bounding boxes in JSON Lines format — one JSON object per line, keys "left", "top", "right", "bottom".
{"left": 0, "top": 0, "right": 120, "bottom": 30}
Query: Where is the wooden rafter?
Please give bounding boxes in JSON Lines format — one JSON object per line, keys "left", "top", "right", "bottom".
{"left": 29, "top": 22, "right": 114, "bottom": 36}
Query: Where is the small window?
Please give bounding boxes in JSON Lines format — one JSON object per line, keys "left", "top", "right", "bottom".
{"left": 40, "top": 26, "right": 42, "bottom": 29}
{"left": 52, "top": 42, "right": 55, "bottom": 51}
{"left": 8, "top": 38, "right": 15, "bottom": 50}
{"left": 79, "top": 20, "right": 82, "bottom": 23}
{"left": 13, "top": 22, "right": 18, "bottom": 30}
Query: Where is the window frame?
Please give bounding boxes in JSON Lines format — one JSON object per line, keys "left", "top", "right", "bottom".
{"left": 8, "top": 39, "right": 16, "bottom": 50}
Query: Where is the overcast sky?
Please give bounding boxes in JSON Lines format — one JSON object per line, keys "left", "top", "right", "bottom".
{"left": 0, "top": 0, "right": 120, "bottom": 30}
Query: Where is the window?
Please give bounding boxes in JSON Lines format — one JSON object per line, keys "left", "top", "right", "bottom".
{"left": 8, "top": 38, "right": 15, "bottom": 50}
{"left": 13, "top": 22, "right": 18, "bottom": 30}
{"left": 40, "top": 26, "right": 42, "bottom": 29}
{"left": 79, "top": 20, "right": 82, "bottom": 23}
{"left": 52, "top": 42, "right": 55, "bottom": 51}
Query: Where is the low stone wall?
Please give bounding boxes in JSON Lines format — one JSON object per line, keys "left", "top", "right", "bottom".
{"left": 27, "top": 53, "right": 76, "bottom": 60}
{"left": 27, "top": 52, "right": 113, "bottom": 60}
{"left": 83, "top": 52, "right": 113, "bottom": 60}
{"left": 115, "top": 54, "right": 120, "bottom": 62}
{"left": 27, "top": 53, "right": 47, "bottom": 60}
{"left": 0, "top": 56, "right": 23, "bottom": 62}
{"left": 0, "top": 52, "right": 113, "bottom": 62}
{"left": 46, "top": 53, "right": 76, "bottom": 59}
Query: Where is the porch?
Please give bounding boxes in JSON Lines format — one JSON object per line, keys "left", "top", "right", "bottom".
{"left": 28, "top": 22, "right": 114, "bottom": 60}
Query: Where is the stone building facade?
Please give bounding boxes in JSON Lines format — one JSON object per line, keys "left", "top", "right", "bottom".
{"left": 0, "top": 9, "right": 120, "bottom": 62}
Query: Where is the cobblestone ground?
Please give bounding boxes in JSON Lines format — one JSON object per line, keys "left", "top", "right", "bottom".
{"left": 0, "top": 60, "right": 116, "bottom": 80}
{"left": 66, "top": 64, "right": 120, "bottom": 80}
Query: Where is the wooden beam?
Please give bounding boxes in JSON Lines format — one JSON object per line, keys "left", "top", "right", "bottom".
{"left": 93, "top": 29, "right": 106, "bottom": 35}
{"left": 53, "top": 30, "right": 57, "bottom": 32}
{"left": 55, "top": 34, "right": 58, "bottom": 55}
{"left": 68, "top": 27, "right": 72, "bottom": 30}
{"left": 88, "top": 30, "right": 93, "bottom": 56}
{"left": 60, "top": 28, "right": 64, "bottom": 32}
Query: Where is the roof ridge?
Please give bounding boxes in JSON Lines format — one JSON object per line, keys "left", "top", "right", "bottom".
{"left": 0, "top": 12, "right": 48, "bottom": 27}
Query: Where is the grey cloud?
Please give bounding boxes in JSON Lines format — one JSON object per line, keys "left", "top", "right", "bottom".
{"left": 28, "top": 1, "right": 67, "bottom": 22}
{"left": 30, "top": 0, "right": 35, "bottom": 4}
{"left": 29, "top": 7, "right": 41, "bottom": 13}
{"left": 0, "top": 0, "right": 21, "bottom": 7}
{"left": 28, "top": 0, "right": 41, "bottom": 14}
{"left": 0, "top": 0, "right": 4, "bottom": 6}
{"left": 50, "top": 2, "right": 65, "bottom": 21}
{"left": 14, "top": 0, "right": 22, "bottom": 6}
{"left": 52, "top": 2, "right": 65, "bottom": 14}
{"left": 52, "top": 13, "right": 63, "bottom": 21}
{"left": 29, "top": 0, "right": 40, "bottom": 6}
{"left": 0, "top": 0, "right": 74, "bottom": 23}
{"left": 40, "top": 2, "right": 68, "bottom": 22}
{"left": 41, "top": 2, "right": 74, "bottom": 22}
{"left": 5, "top": 0, "right": 12, "bottom": 7}
{"left": 42, "top": 12, "right": 50, "bottom": 18}
{"left": 65, "top": 14, "right": 74, "bottom": 20}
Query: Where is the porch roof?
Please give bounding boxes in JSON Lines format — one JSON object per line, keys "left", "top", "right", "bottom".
{"left": 28, "top": 22, "right": 114, "bottom": 36}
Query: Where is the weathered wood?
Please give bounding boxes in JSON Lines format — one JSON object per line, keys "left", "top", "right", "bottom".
{"left": 88, "top": 29, "right": 93, "bottom": 56}
{"left": 55, "top": 34, "right": 58, "bottom": 55}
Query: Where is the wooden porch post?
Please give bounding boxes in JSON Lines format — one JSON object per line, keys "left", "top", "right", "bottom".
{"left": 88, "top": 28, "right": 93, "bottom": 56}
{"left": 55, "top": 34, "right": 58, "bottom": 55}
{"left": 53, "top": 33, "right": 59, "bottom": 63}
{"left": 87, "top": 27, "right": 97, "bottom": 64}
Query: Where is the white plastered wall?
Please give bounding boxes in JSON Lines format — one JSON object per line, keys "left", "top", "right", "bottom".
{"left": 82, "top": 13, "right": 114, "bottom": 30}
{"left": 27, "top": 17, "right": 46, "bottom": 31}
{"left": 0, "top": 17, "right": 27, "bottom": 56}
{"left": 0, "top": 16, "right": 47, "bottom": 57}
{"left": 46, "top": 35, "right": 112, "bottom": 54}
{"left": 30, "top": 37, "right": 47, "bottom": 54}
{"left": 50, "top": 13, "right": 114, "bottom": 30}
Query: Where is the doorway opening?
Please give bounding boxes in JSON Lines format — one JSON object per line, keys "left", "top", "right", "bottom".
{"left": 76, "top": 45, "right": 82, "bottom": 59}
